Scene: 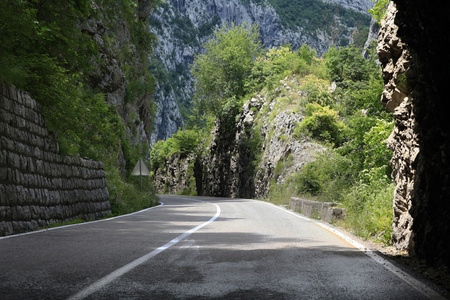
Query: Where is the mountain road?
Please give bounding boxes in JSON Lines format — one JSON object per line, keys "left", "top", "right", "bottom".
{"left": 0, "top": 195, "right": 444, "bottom": 299}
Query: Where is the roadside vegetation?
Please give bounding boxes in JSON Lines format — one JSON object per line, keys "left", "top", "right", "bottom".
{"left": 0, "top": 0, "right": 160, "bottom": 215}
{"left": 152, "top": 20, "right": 394, "bottom": 245}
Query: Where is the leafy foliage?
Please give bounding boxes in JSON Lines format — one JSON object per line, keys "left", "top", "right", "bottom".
{"left": 246, "top": 45, "right": 319, "bottom": 92}
{"left": 293, "top": 151, "right": 356, "bottom": 201}
{"left": 1, "top": 0, "right": 161, "bottom": 215}
{"left": 150, "top": 129, "right": 201, "bottom": 170}
{"left": 343, "top": 180, "right": 395, "bottom": 243}
{"left": 296, "top": 103, "right": 345, "bottom": 147}
{"left": 326, "top": 46, "right": 374, "bottom": 84}
{"left": 106, "top": 164, "right": 159, "bottom": 215}
{"left": 191, "top": 23, "right": 263, "bottom": 116}
{"left": 368, "top": 0, "right": 389, "bottom": 24}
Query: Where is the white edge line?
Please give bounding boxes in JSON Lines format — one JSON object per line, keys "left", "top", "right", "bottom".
{"left": 264, "top": 201, "right": 445, "bottom": 300}
{"left": 67, "top": 198, "right": 221, "bottom": 300}
{"left": 0, "top": 202, "right": 165, "bottom": 241}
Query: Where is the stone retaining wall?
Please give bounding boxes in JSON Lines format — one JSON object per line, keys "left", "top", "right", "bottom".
{"left": 0, "top": 83, "right": 111, "bottom": 236}
{"left": 290, "top": 197, "right": 345, "bottom": 223}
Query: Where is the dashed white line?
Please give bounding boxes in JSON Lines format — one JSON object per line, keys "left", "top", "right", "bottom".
{"left": 67, "top": 198, "right": 220, "bottom": 300}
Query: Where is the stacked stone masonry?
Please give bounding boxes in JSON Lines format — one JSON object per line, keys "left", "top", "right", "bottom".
{"left": 0, "top": 83, "right": 111, "bottom": 236}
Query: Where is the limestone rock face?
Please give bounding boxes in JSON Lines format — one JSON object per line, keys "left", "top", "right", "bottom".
{"left": 149, "top": 0, "right": 373, "bottom": 144}
{"left": 377, "top": 2, "right": 416, "bottom": 252}
{"left": 81, "top": 7, "right": 154, "bottom": 173}
{"left": 153, "top": 75, "right": 324, "bottom": 199}
{"left": 379, "top": 0, "right": 450, "bottom": 268}
{"left": 153, "top": 153, "right": 196, "bottom": 194}
{"left": 323, "top": 0, "right": 372, "bottom": 13}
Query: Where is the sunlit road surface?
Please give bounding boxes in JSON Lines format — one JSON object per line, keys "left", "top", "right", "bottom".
{"left": 0, "top": 195, "right": 446, "bottom": 299}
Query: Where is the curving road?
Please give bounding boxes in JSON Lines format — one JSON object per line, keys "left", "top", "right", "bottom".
{"left": 0, "top": 195, "right": 445, "bottom": 299}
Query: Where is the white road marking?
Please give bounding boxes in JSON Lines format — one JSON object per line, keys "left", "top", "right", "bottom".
{"left": 67, "top": 198, "right": 220, "bottom": 300}
{"left": 266, "top": 201, "right": 445, "bottom": 300}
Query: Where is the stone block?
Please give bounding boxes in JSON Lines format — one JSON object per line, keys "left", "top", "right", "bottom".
{"left": 5, "top": 185, "right": 17, "bottom": 206}
{"left": 290, "top": 197, "right": 344, "bottom": 223}
{"left": 42, "top": 189, "right": 50, "bottom": 205}
{"left": 1, "top": 97, "right": 12, "bottom": 110}
{"left": 0, "top": 150, "right": 6, "bottom": 166}
{"left": 0, "top": 167, "right": 7, "bottom": 181}
{"left": 0, "top": 206, "right": 6, "bottom": 220}
{"left": 35, "top": 160, "right": 44, "bottom": 175}
{"left": 0, "top": 185, "right": 5, "bottom": 205}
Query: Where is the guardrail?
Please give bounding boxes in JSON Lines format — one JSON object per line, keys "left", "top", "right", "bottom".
{"left": 289, "top": 197, "right": 345, "bottom": 222}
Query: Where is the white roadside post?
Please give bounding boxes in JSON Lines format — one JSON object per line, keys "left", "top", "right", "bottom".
{"left": 131, "top": 158, "right": 151, "bottom": 191}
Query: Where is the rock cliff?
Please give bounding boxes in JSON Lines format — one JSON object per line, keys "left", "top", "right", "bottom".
{"left": 153, "top": 75, "right": 325, "bottom": 198}
{"left": 148, "top": 0, "right": 373, "bottom": 143}
{"left": 379, "top": 0, "right": 450, "bottom": 268}
{"left": 377, "top": 2, "right": 415, "bottom": 252}
{"left": 81, "top": 1, "right": 156, "bottom": 172}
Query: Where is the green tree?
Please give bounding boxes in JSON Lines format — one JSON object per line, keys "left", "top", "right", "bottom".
{"left": 298, "top": 44, "right": 317, "bottom": 65}
{"left": 246, "top": 45, "right": 303, "bottom": 91}
{"left": 191, "top": 23, "right": 263, "bottom": 116}
{"left": 296, "top": 103, "right": 346, "bottom": 147}
{"left": 325, "top": 46, "right": 372, "bottom": 84}
{"left": 368, "top": 0, "right": 389, "bottom": 24}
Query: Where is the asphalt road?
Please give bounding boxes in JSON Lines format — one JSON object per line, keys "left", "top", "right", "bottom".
{"left": 0, "top": 195, "right": 445, "bottom": 299}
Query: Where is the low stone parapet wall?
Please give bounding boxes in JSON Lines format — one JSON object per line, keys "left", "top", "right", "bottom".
{"left": 289, "top": 197, "right": 345, "bottom": 223}
{"left": 0, "top": 83, "right": 111, "bottom": 236}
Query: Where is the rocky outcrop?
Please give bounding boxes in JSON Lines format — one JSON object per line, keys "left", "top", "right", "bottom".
{"left": 149, "top": 0, "right": 373, "bottom": 143}
{"left": 81, "top": 4, "right": 155, "bottom": 172}
{"left": 324, "top": 0, "right": 373, "bottom": 13}
{"left": 153, "top": 153, "right": 196, "bottom": 194}
{"left": 0, "top": 84, "right": 111, "bottom": 236}
{"left": 379, "top": 0, "right": 450, "bottom": 268}
{"left": 377, "top": 2, "right": 415, "bottom": 252}
{"left": 154, "top": 75, "right": 324, "bottom": 198}
{"left": 362, "top": 17, "right": 380, "bottom": 59}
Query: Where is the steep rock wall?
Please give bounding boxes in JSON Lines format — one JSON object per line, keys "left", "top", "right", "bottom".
{"left": 0, "top": 84, "right": 111, "bottom": 236}
{"left": 153, "top": 75, "right": 324, "bottom": 198}
{"left": 377, "top": 2, "right": 416, "bottom": 251}
{"left": 149, "top": 0, "right": 372, "bottom": 143}
{"left": 379, "top": 1, "right": 450, "bottom": 267}
{"left": 81, "top": 3, "right": 155, "bottom": 173}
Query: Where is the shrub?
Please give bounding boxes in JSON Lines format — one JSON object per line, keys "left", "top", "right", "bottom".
{"left": 295, "top": 103, "right": 345, "bottom": 146}
{"left": 342, "top": 179, "right": 395, "bottom": 244}
{"left": 293, "top": 150, "right": 356, "bottom": 202}
{"left": 191, "top": 22, "right": 262, "bottom": 116}
{"left": 150, "top": 129, "right": 200, "bottom": 170}
{"left": 106, "top": 163, "right": 158, "bottom": 216}
{"left": 299, "top": 75, "right": 333, "bottom": 106}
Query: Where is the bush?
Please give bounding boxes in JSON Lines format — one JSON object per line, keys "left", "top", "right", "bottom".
{"left": 295, "top": 103, "right": 346, "bottom": 146}
{"left": 106, "top": 163, "right": 158, "bottom": 216}
{"left": 150, "top": 129, "right": 200, "bottom": 170}
{"left": 293, "top": 151, "right": 356, "bottom": 202}
{"left": 299, "top": 75, "right": 333, "bottom": 106}
{"left": 342, "top": 180, "right": 395, "bottom": 244}
{"left": 246, "top": 46, "right": 303, "bottom": 91}
{"left": 191, "top": 22, "right": 262, "bottom": 116}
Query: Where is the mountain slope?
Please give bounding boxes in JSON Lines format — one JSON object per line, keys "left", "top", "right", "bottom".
{"left": 148, "top": 0, "right": 372, "bottom": 143}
